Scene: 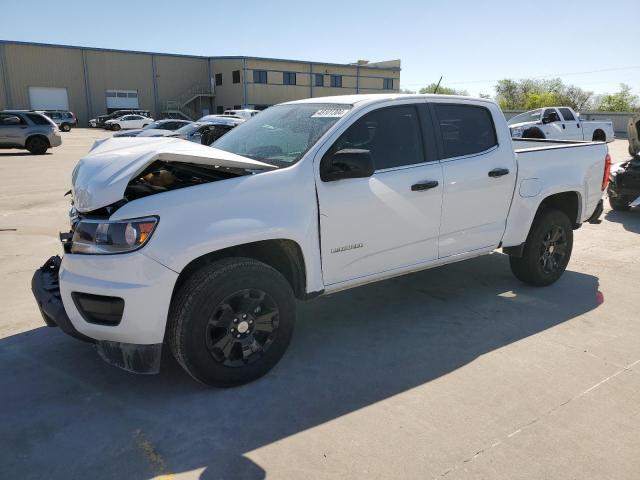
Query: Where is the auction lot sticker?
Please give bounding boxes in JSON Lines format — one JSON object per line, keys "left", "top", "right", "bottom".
{"left": 311, "top": 108, "right": 350, "bottom": 118}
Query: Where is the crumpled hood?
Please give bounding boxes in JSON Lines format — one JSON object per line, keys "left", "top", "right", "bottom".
{"left": 72, "top": 137, "right": 275, "bottom": 212}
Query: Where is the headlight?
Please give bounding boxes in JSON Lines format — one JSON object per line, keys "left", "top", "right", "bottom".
{"left": 511, "top": 127, "right": 524, "bottom": 138}
{"left": 70, "top": 217, "right": 158, "bottom": 254}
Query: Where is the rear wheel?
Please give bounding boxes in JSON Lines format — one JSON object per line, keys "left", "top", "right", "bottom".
{"left": 609, "top": 195, "right": 631, "bottom": 211}
{"left": 168, "top": 258, "right": 296, "bottom": 387}
{"left": 25, "top": 137, "right": 49, "bottom": 155}
{"left": 509, "top": 209, "right": 573, "bottom": 286}
{"left": 592, "top": 130, "right": 606, "bottom": 142}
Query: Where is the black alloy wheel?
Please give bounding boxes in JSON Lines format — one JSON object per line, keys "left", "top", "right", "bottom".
{"left": 539, "top": 225, "right": 568, "bottom": 274}
{"left": 205, "top": 288, "right": 280, "bottom": 367}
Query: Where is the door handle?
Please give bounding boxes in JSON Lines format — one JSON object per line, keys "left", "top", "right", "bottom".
{"left": 411, "top": 180, "right": 439, "bottom": 191}
{"left": 562, "top": 124, "right": 566, "bottom": 129}
{"left": 488, "top": 168, "right": 509, "bottom": 178}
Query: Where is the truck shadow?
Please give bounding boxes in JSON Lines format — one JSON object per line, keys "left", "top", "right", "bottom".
{"left": 605, "top": 208, "right": 640, "bottom": 234}
{"left": 1, "top": 253, "right": 602, "bottom": 479}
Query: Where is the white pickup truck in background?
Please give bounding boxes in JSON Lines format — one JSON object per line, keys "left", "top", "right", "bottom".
{"left": 32, "top": 94, "right": 610, "bottom": 387}
{"left": 508, "top": 106, "right": 614, "bottom": 142}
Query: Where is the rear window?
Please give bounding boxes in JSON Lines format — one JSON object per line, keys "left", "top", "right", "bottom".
{"left": 434, "top": 104, "right": 497, "bottom": 159}
{"left": 26, "top": 113, "right": 53, "bottom": 126}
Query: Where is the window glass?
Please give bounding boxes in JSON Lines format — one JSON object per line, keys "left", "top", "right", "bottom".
{"left": 434, "top": 104, "right": 497, "bottom": 159}
{"left": 315, "top": 73, "right": 324, "bottom": 87}
{"left": 26, "top": 113, "right": 52, "bottom": 125}
{"left": 559, "top": 108, "right": 575, "bottom": 121}
{"left": 232, "top": 70, "right": 240, "bottom": 84}
{"left": 253, "top": 70, "right": 267, "bottom": 84}
{"left": 214, "top": 103, "right": 351, "bottom": 167}
{"left": 0, "top": 113, "right": 25, "bottom": 126}
{"left": 330, "top": 75, "right": 342, "bottom": 88}
{"left": 383, "top": 78, "right": 393, "bottom": 90}
{"left": 331, "top": 105, "right": 424, "bottom": 170}
{"left": 283, "top": 72, "right": 296, "bottom": 85}
{"left": 543, "top": 108, "right": 560, "bottom": 122}
{"left": 215, "top": 73, "right": 223, "bottom": 86}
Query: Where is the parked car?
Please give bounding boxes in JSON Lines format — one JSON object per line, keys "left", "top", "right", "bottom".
{"left": 168, "top": 117, "right": 243, "bottom": 144}
{"left": 627, "top": 112, "right": 640, "bottom": 157}
{"left": 508, "top": 107, "right": 614, "bottom": 142}
{"left": 112, "top": 119, "right": 190, "bottom": 137}
{"left": 0, "top": 110, "right": 61, "bottom": 154}
{"left": 31, "top": 94, "right": 610, "bottom": 386}
{"left": 104, "top": 114, "right": 155, "bottom": 131}
{"left": 222, "top": 109, "right": 260, "bottom": 120}
{"left": 89, "top": 109, "right": 151, "bottom": 128}
{"left": 608, "top": 157, "right": 640, "bottom": 210}
{"left": 38, "top": 110, "right": 77, "bottom": 132}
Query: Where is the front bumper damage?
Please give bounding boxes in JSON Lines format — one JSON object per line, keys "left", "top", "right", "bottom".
{"left": 31, "top": 255, "right": 162, "bottom": 374}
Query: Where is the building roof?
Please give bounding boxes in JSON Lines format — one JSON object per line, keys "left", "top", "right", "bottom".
{"left": 0, "top": 40, "right": 400, "bottom": 71}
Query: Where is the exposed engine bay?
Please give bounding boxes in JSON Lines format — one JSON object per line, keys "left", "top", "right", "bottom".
{"left": 74, "top": 160, "right": 253, "bottom": 218}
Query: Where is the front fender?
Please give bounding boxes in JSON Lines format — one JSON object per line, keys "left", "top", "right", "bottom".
{"left": 110, "top": 162, "right": 325, "bottom": 293}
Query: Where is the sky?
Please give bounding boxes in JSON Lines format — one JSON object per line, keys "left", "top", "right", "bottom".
{"left": 1, "top": 0, "right": 637, "bottom": 98}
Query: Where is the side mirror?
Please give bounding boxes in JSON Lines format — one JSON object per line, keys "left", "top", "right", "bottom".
{"left": 542, "top": 115, "right": 552, "bottom": 124}
{"left": 320, "top": 148, "right": 374, "bottom": 182}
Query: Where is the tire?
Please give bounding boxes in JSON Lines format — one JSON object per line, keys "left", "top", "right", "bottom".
{"left": 25, "top": 136, "right": 49, "bottom": 155}
{"left": 630, "top": 144, "right": 637, "bottom": 157}
{"left": 111, "top": 124, "right": 121, "bottom": 131}
{"left": 522, "top": 128, "right": 545, "bottom": 139}
{"left": 592, "top": 130, "right": 606, "bottom": 142}
{"left": 509, "top": 208, "right": 573, "bottom": 286}
{"left": 168, "top": 257, "right": 296, "bottom": 387}
{"left": 609, "top": 195, "right": 631, "bottom": 211}
{"left": 142, "top": 124, "right": 149, "bottom": 128}
{"left": 60, "top": 123, "right": 71, "bottom": 132}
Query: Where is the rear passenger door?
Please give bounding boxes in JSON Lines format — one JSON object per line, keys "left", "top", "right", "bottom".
{"left": 431, "top": 102, "right": 516, "bottom": 258}
{"left": 316, "top": 103, "right": 443, "bottom": 285}
{"left": 558, "top": 107, "right": 582, "bottom": 140}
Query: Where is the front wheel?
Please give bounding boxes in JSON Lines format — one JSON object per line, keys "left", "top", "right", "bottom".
{"left": 25, "top": 137, "right": 49, "bottom": 155}
{"left": 168, "top": 258, "right": 296, "bottom": 387}
{"left": 111, "top": 124, "right": 121, "bottom": 131}
{"left": 509, "top": 209, "right": 573, "bottom": 286}
{"left": 60, "top": 123, "right": 71, "bottom": 132}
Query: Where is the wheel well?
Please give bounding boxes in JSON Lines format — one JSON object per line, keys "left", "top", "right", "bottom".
{"left": 523, "top": 127, "right": 545, "bottom": 139}
{"left": 173, "top": 239, "right": 307, "bottom": 300}
{"left": 592, "top": 129, "right": 606, "bottom": 141}
{"left": 537, "top": 191, "right": 581, "bottom": 227}
{"left": 26, "top": 135, "right": 50, "bottom": 147}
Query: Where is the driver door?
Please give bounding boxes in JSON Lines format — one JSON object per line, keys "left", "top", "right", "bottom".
{"left": 541, "top": 108, "right": 565, "bottom": 139}
{"left": 315, "top": 103, "right": 443, "bottom": 286}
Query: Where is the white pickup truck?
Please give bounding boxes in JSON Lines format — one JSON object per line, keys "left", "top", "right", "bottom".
{"left": 508, "top": 106, "right": 614, "bottom": 142}
{"left": 32, "top": 94, "right": 610, "bottom": 387}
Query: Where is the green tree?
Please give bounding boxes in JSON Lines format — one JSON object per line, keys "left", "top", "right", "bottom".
{"left": 595, "top": 84, "right": 639, "bottom": 112}
{"left": 495, "top": 78, "right": 594, "bottom": 111}
{"left": 419, "top": 83, "right": 468, "bottom": 96}
{"left": 399, "top": 88, "right": 416, "bottom": 94}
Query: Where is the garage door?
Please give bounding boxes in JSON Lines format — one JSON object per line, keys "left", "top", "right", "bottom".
{"left": 29, "top": 87, "right": 69, "bottom": 110}
{"left": 106, "top": 90, "right": 139, "bottom": 110}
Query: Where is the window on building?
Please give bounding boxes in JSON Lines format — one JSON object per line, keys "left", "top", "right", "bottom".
{"left": 233, "top": 105, "right": 241, "bottom": 109}
{"left": 254, "top": 70, "right": 267, "bottom": 84}
{"left": 215, "top": 73, "right": 223, "bottom": 86}
{"left": 383, "top": 78, "right": 394, "bottom": 90}
{"left": 216, "top": 106, "right": 224, "bottom": 114}
{"left": 331, "top": 105, "right": 424, "bottom": 170}
{"left": 283, "top": 72, "right": 296, "bottom": 85}
{"left": 559, "top": 107, "right": 575, "bottom": 121}
{"left": 315, "top": 74, "right": 324, "bottom": 87}
{"left": 232, "top": 70, "right": 241, "bottom": 84}
{"left": 433, "top": 104, "right": 497, "bottom": 159}
{"left": 330, "top": 75, "right": 342, "bottom": 88}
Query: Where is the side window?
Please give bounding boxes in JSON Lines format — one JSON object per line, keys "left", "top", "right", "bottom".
{"left": 26, "top": 113, "right": 52, "bottom": 125}
{"left": 433, "top": 104, "right": 497, "bottom": 159}
{"left": 559, "top": 108, "right": 575, "bottom": 121}
{"left": 332, "top": 105, "right": 425, "bottom": 170}
{"left": 543, "top": 108, "right": 561, "bottom": 123}
{"left": 0, "top": 114, "right": 25, "bottom": 126}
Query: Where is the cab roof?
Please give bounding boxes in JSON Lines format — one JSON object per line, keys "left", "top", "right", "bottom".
{"left": 284, "top": 93, "right": 497, "bottom": 107}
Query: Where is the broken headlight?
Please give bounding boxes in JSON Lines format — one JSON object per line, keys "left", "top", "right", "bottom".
{"left": 70, "top": 217, "right": 158, "bottom": 254}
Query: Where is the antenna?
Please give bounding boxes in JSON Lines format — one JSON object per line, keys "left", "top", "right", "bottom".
{"left": 433, "top": 76, "right": 443, "bottom": 94}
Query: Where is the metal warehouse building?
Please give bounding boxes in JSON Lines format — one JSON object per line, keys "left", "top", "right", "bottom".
{"left": 0, "top": 40, "right": 400, "bottom": 125}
